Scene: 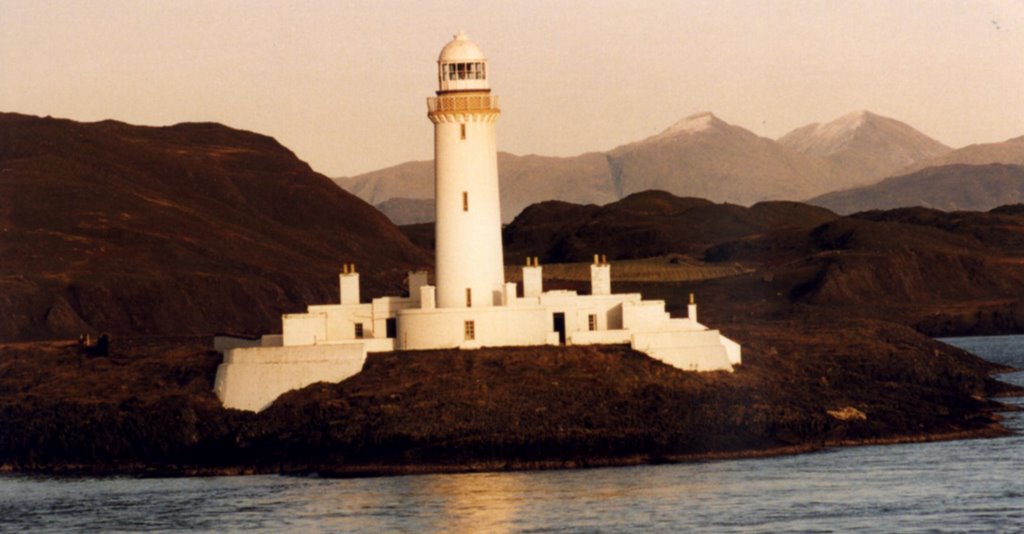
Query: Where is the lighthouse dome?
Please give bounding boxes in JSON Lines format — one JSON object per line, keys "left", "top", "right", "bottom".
{"left": 437, "top": 32, "right": 489, "bottom": 92}
{"left": 438, "top": 32, "right": 486, "bottom": 62}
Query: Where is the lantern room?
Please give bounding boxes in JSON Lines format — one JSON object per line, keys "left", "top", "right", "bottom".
{"left": 437, "top": 32, "right": 489, "bottom": 92}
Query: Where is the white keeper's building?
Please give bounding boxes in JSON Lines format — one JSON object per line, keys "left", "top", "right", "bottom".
{"left": 214, "top": 33, "right": 741, "bottom": 412}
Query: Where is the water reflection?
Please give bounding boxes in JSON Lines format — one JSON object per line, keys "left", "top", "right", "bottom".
{"left": 415, "top": 472, "right": 526, "bottom": 533}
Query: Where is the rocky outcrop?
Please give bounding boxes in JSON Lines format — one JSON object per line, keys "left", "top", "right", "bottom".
{"left": 0, "top": 321, "right": 1016, "bottom": 475}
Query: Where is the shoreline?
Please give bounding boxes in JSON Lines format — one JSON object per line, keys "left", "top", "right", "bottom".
{"left": 1, "top": 421, "right": 1014, "bottom": 479}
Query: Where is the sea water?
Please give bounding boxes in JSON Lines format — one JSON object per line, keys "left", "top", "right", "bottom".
{"left": 2, "top": 336, "right": 1022, "bottom": 533}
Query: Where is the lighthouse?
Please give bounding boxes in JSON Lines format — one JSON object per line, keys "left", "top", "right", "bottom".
{"left": 428, "top": 32, "right": 506, "bottom": 308}
{"left": 213, "top": 33, "right": 741, "bottom": 412}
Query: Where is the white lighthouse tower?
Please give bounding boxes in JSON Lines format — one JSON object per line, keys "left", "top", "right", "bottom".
{"left": 428, "top": 32, "right": 505, "bottom": 308}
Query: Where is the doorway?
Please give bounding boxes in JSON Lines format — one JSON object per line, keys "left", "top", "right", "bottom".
{"left": 553, "top": 312, "right": 566, "bottom": 344}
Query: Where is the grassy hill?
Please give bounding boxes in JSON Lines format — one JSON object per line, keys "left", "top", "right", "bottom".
{"left": 0, "top": 113, "right": 430, "bottom": 341}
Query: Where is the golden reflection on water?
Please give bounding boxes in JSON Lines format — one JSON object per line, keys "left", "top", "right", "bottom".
{"left": 405, "top": 464, "right": 731, "bottom": 531}
{"left": 270, "top": 461, "right": 740, "bottom": 531}
{"left": 420, "top": 472, "right": 527, "bottom": 533}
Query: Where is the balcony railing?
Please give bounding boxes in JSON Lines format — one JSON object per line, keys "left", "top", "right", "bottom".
{"left": 427, "top": 94, "right": 500, "bottom": 114}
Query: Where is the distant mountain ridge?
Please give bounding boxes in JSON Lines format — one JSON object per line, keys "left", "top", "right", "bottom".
{"left": 778, "top": 110, "right": 951, "bottom": 187}
{"left": 606, "top": 112, "right": 833, "bottom": 203}
{"left": 808, "top": 163, "right": 1024, "bottom": 214}
{"left": 902, "top": 135, "right": 1024, "bottom": 173}
{"left": 340, "top": 151, "right": 617, "bottom": 224}
{"left": 338, "top": 110, "right": 957, "bottom": 223}
{"left": 375, "top": 197, "right": 435, "bottom": 226}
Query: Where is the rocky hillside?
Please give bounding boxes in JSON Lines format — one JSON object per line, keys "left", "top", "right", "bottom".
{"left": 0, "top": 113, "right": 430, "bottom": 341}
{"left": 697, "top": 204, "right": 1024, "bottom": 335}
{"left": 779, "top": 110, "right": 951, "bottom": 188}
{"left": 808, "top": 164, "right": 1024, "bottom": 214}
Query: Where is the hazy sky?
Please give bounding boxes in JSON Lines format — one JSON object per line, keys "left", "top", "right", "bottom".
{"left": 3, "top": 0, "right": 1023, "bottom": 177}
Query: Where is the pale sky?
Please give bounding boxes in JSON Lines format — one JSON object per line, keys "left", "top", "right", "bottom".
{"left": 3, "top": 0, "right": 1023, "bottom": 177}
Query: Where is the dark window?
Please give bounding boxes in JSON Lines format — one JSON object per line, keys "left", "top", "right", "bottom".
{"left": 589, "top": 314, "right": 597, "bottom": 331}
{"left": 354, "top": 323, "right": 364, "bottom": 339}
{"left": 464, "top": 320, "right": 475, "bottom": 340}
{"left": 460, "top": 123, "right": 466, "bottom": 140}
{"left": 463, "top": 191, "right": 469, "bottom": 211}
{"left": 466, "top": 287, "right": 472, "bottom": 307}
{"left": 386, "top": 318, "right": 397, "bottom": 338}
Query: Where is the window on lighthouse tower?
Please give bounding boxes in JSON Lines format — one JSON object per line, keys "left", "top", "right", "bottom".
{"left": 463, "top": 191, "right": 469, "bottom": 211}
{"left": 460, "top": 123, "right": 466, "bottom": 140}
{"left": 442, "top": 62, "right": 486, "bottom": 81}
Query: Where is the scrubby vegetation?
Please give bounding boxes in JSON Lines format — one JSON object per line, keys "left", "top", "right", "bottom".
{"left": 1, "top": 320, "right": 1017, "bottom": 476}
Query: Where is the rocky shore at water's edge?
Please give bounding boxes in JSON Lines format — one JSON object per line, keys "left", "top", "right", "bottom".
{"left": 1, "top": 318, "right": 1020, "bottom": 478}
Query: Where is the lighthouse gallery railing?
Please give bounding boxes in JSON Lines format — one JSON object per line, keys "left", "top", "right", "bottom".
{"left": 427, "top": 94, "right": 500, "bottom": 114}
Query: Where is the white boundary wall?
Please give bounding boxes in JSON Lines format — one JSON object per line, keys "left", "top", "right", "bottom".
{"left": 214, "top": 344, "right": 368, "bottom": 412}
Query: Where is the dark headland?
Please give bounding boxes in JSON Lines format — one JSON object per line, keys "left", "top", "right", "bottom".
{"left": 1, "top": 114, "right": 1022, "bottom": 477}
